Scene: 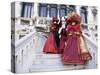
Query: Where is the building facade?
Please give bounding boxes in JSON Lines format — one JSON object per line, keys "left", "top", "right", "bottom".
{"left": 11, "top": 2, "right": 98, "bottom": 42}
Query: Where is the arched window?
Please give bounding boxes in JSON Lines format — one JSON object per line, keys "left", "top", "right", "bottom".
{"left": 68, "top": 5, "right": 76, "bottom": 13}
{"left": 80, "top": 7, "right": 88, "bottom": 23}
{"left": 59, "top": 5, "right": 67, "bottom": 18}
{"left": 39, "top": 3, "right": 47, "bottom": 17}
{"left": 21, "top": 2, "right": 32, "bottom": 18}
{"left": 49, "top": 4, "right": 57, "bottom": 18}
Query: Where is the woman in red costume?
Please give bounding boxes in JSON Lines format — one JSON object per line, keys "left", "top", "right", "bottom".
{"left": 43, "top": 17, "right": 60, "bottom": 53}
{"left": 62, "top": 12, "right": 92, "bottom": 65}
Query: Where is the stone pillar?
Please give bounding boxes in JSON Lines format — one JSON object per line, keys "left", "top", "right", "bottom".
{"left": 17, "top": 18, "right": 21, "bottom": 25}
{"left": 33, "top": 3, "right": 39, "bottom": 27}
{"left": 88, "top": 6, "right": 94, "bottom": 25}
{"left": 30, "top": 3, "right": 34, "bottom": 26}
{"left": 30, "top": 19, "right": 33, "bottom": 26}
{"left": 87, "top": 6, "right": 95, "bottom": 40}
{"left": 15, "top": 2, "right": 22, "bottom": 18}
{"left": 47, "top": 5, "right": 50, "bottom": 18}
{"left": 92, "top": 7, "right": 97, "bottom": 25}
{"left": 15, "top": 2, "right": 22, "bottom": 25}
{"left": 34, "top": 3, "right": 39, "bottom": 17}
{"left": 76, "top": 6, "right": 81, "bottom": 16}
{"left": 65, "top": 5, "right": 67, "bottom": 17}
{"left": 66, "top": 5, "right": 69, "bottom": 15}
{"left": 31, "top": 3, "right": 34, "bottom": 18}
{"left": 57, "top": 5, "right": 60, "bottom": 19}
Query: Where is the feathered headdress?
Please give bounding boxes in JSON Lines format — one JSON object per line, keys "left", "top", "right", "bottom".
{"left": 52, "top": 17, "right": 59, "bottom": 22}
{"left": 67, "top": 12, "right": 81, "bottom": 24}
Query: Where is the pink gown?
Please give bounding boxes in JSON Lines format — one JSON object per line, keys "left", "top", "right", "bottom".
{"left": 62, "top": 25, "right": 92, "bottom": 65}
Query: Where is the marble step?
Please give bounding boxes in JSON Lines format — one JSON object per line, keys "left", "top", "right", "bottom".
{"left": 30, "top": 54, "right": 85, "bottom": 72}
{"left": 30, "top": 63, "right": 85, "bottom": 72}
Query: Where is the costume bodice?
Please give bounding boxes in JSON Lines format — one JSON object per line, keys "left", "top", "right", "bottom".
{"left": 66, "top": 25, "right": 79, "bottom": 32}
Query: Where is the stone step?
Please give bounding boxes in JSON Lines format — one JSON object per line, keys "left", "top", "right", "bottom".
{"left": 32, "top": 54, "right": 62, "bottom": 64}
{"left": 30, "top": 64, "right": 85, "bottom": 72}
{"left": 35, "top": 54, "right": 61, "bottom": 59}
{"left": 30, "top": 54, "right": 85, "bottom": 72}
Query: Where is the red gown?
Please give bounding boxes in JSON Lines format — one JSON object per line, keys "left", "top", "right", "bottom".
{"left": 62, "top": 25, "right": 92, "bottom": 65}
{"left": 43, "top": 20, "right": 59, "bottom": 53}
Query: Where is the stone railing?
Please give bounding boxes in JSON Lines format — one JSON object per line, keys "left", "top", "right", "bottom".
{"left": 11, "top": 31, "right": 36, "bottom": 73}
{"left": 83, "top": 33, "right": 97, "bottom": 69}
{"left": 80, "top": 23, "right": 97, "bottom": 69}
{"left": 35, "top": 17, "right": 51, "bottom": 33}
{"left": 81, "top": 23, "right": 98, "bottom": 43}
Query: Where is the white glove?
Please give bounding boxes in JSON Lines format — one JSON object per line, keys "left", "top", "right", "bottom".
{"left": 58, "top": 27, "right": 62, "bottom": 34}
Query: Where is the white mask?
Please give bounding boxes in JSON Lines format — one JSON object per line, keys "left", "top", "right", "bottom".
{"left": 54, "top": 21, "right": 56, "bottom": 24}
{"left": 72, "top": 22, "right": 76, "bottom": 26}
